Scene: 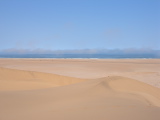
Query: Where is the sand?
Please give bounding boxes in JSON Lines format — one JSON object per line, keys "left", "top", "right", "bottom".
{"left": 0, "top": 59, "right": 160, "bottom": 120}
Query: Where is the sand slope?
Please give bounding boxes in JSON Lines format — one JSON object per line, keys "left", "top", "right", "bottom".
{"left": 0, "top": 67, "right": 86, "bottom": 91}
{"left": 1, "top": 59, "right": 160, "bottom": 88}
{"left": 0, "top": 67, "right": 160, "bottom": 120}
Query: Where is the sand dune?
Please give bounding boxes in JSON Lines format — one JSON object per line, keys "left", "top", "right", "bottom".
{"left": 0, "top": 67, "right": 86, "bottom": 91}
{"left": 1, "top": 59, "right": 160, "bottom": 88}
{"left": 0, "top": 66, "right": 160, "bottom": 120}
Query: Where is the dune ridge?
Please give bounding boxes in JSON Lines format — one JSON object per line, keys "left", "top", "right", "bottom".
{"left": 0, "top": 67, "right": 87, "bottom": 91}
{"left": 0, "top": 67, "right": 160, "bottom": 120}
{"left": 1, "top": 59, "right": 160, "bottom": 88}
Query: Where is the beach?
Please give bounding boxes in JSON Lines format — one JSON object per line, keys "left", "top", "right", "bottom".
{"left": 0, "top": 59, "right": 160, "bottom": 120}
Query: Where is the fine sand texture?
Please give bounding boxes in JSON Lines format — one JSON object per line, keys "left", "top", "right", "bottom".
{"left": 0, "top": 59, "right": 160, "bottom": 120}
{"left": 0, "top": 59, "right": 160, "bottom": 88}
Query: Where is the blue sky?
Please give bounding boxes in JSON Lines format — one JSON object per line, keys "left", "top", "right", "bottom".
{"left": 0, "top": 0, "right": 160, "bottom": 51}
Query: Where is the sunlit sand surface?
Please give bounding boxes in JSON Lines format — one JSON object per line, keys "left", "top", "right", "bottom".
{"left": 0, "top": 59, "right": 160, "bottom": 120}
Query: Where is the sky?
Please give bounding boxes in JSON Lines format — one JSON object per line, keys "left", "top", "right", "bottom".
{"left": 0, "top": 0, "right": 160, "bottom": 52}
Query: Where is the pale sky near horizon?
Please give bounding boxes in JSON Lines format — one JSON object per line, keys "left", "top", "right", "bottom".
{"left": 0, "top": 0, "right": 160, "bottom": 51}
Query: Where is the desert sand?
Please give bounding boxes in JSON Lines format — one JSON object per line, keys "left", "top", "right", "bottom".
{"left": 0, "top": 59, "right": 160, "bottom": 120}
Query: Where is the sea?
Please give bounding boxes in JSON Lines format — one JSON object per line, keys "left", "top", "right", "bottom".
{"left": 0, "top": 54, "right": 159, "bottom": 59}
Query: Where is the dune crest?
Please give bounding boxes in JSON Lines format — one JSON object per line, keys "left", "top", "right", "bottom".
{"left": 0, "top": 67, "right": 160, "bottom": 120}
{"left": 0, "top": 67, "right": 86, "bottom": 91}
{"left": 107, "top": 76, "right": 160, "bottom": 106}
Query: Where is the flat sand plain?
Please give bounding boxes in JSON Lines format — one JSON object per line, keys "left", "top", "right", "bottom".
{"left": 0, "top": 59, "right": 160, "bottom": 120}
